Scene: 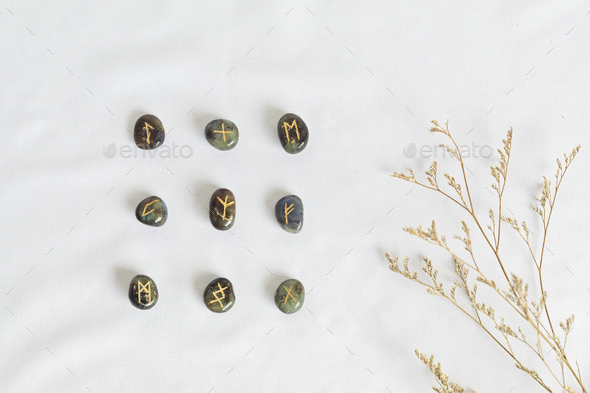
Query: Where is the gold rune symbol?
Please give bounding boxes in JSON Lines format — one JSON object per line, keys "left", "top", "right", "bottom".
{"left": 138, "top": 281, "right": 151, "bottom": 305}
{"left": 284, "top": 203, "right": 295, "bottom": 224}
{"left": 213, "top": 122, "right": 233, "bottom": 142}
{"left": 216, "top": 195, "right": 235, "bottom": 221}
{"left": 209, "top": 282, "right": 228, "bottom": 307}
{"left": 283, "top": 285, "right": 297, "bottom": 304}
{"left": 142, "top": 199, "right": 159, "bottom": 217}
{"left": 283, "top": 120, "right": 300, "bottom": 143}
{"left": 143, "top": 122, "right": 154, "bottom": 144}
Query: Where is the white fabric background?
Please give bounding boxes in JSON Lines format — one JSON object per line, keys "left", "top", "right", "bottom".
{"left": 1, "top": 1, "right": 589, "bottom": 392}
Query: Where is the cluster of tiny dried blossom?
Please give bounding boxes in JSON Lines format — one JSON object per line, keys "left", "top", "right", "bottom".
{"left": 388, "top": 120, "right": 584, "bottom": 393}
{"left": 415, "top": 350, "right": 477, "bottom": 393}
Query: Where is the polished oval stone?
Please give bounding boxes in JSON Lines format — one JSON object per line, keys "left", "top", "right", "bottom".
{"left": 277, "top": 113, "right": 308, "bottom": 154}
{"left": 128, "top": 274, "right": 158, "bottom": 310}
{"left": 275, "top": 195, "right": 303, "bottom": 234}
{"left": 205, "top": 119, "right": 239, "bottom": 151}
{"left": 203, "top": 277, "right": 235, "bottom": 313}
{"left": 209, "top": 188, "right": 236, "bottom": 231}
{"left": 135, "top": 196, "right": 168, "bottom": 227}
{"left": 134, "top": 114, "right": 165, "bottom": 150}
{"left": 274, "top": 278, "right": 305, "bottom": 314}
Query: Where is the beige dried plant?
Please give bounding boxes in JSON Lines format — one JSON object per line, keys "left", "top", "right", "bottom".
{"left": 386, "top": 120, "right": 583, "bottom": 392}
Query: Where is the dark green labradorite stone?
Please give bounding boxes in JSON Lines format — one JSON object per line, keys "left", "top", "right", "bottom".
{"left": 205, "top": 119, "right": 239, "bottom": 151}
{"left": 277, "top": 113, "right": 308, "bottom": 154}
{"left": 135, "top": 196, "right": 168, "bottom": 227}
{"left": 274, "top": 279, "right": 305, "bottom": 314}
{"left": 275, "top": 195, "right": 303, "bottom": 234}
{"left": 203, "top": 277, "right": 235, "bottom": 313}
{"left": 209, "top": 188, "right": 236, "bottom": 231}
{"left": 128, "top": 274, "right": 158, "bottom": 310}
{"left": 134, "top": 114, "right": 165, "bottom": 150}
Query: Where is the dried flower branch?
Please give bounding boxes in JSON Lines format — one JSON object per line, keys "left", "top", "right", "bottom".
{"left": 388, "top": 120, "right": 583, "bottom": 392}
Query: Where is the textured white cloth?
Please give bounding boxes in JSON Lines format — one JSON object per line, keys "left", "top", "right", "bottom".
{"left": 1, "top": 1, "right": 589, "bottom": 392}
